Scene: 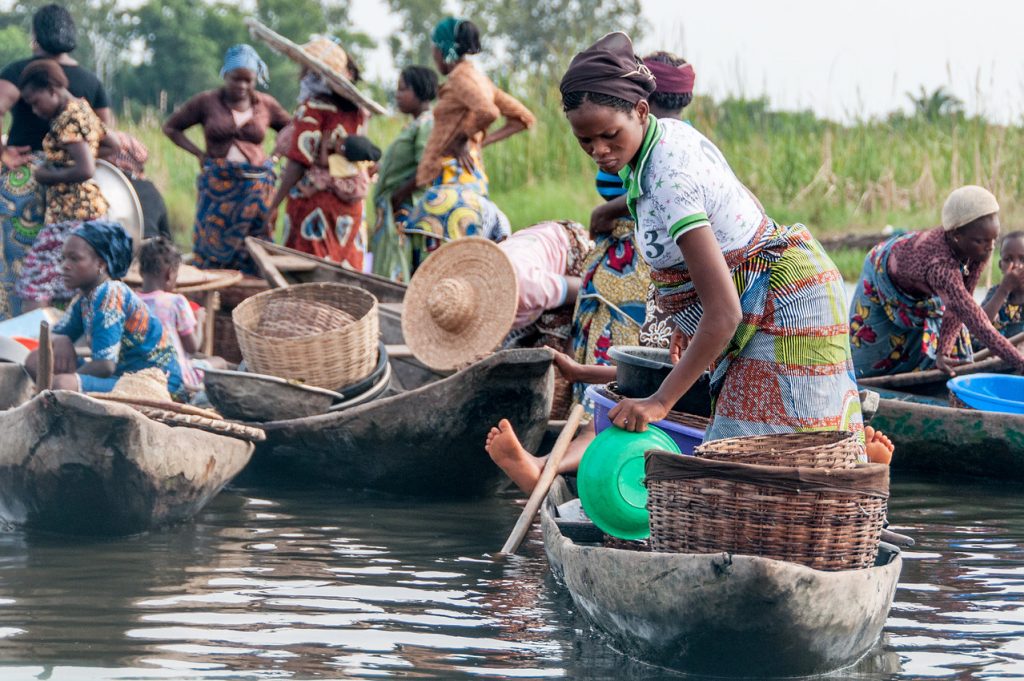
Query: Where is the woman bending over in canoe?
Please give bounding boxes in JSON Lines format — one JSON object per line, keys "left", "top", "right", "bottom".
{"left": 25, "top": 220, "right": 185, "bottom": 400}
{"left": 849, "top": 186, "right": 1024, "bottom": 377}
{"left": 487, "top": 32, "right": 881, "bottom": 491}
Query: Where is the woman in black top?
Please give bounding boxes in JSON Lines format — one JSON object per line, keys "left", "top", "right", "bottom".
{"left": 0, "top": 4, "right": 112, "bottom": 319}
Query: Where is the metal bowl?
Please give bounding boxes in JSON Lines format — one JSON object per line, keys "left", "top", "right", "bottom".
{"left": 93, "top": 159, "right": 144, "bottom": 249}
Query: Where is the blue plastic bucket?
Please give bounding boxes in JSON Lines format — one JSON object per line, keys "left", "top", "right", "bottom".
{"left": 585, "top": 383, "right": 705, "bottom": 454}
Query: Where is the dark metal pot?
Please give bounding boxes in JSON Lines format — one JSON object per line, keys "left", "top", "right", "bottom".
{"left": 607, "top": 346, "right": 712, "bottom": 417}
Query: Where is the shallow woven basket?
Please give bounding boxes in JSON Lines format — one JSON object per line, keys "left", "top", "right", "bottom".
{"left": 232, "top": 282, "right": 378, "bottom": 389}
{"left": 256, "top": 299, "right": 354, "bottom": 339}
{"left": 645, "top": 453, "right": 889, "bottom": 571}
{"left": 695, "top": 431, "right": 862, "bottom": 469}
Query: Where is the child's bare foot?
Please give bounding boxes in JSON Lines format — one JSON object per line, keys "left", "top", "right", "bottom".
{"left": 864, "top": 426, "right": 895, "bottom": 465}
{"left": 485, "top": 419, "right": 543, "bottom": 494}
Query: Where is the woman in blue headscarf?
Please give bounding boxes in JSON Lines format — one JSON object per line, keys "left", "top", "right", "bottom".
{"left": 163, "top": 44, "right": 291, "bottom": 274}
{"left": 24, "top": 220, "right": 186, "bottom": 400}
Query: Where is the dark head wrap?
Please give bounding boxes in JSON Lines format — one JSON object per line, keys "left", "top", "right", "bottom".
{"left": 559, "top": 32, "right": 656, "bottom": 104}
{"left": 646, "top": 59, "right": 695, "bottom": 95}
{"left": 72, "top": 220, "right": 134, "bottom": 279}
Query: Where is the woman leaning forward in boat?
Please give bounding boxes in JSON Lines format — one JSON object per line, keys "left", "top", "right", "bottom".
{"left": 24, "top": 220, "right": 185, "bottom": 400}
{"left": 487, "top": 33, "right": 882, "bottom": 490}
{"left": 850, "top": 186, "right": 1024, "bottom": 377}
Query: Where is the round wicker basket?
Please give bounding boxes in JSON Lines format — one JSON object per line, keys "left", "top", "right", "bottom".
{"left": 695, "top": 431, "right": 862, "bottom": 469}
{"left": 232, "top": 282, "right": 378, "bottom": 389}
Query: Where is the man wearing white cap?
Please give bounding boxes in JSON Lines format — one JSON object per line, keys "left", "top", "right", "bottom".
{"left": 850, "top": 185, "right": 1024, "bottom": 377}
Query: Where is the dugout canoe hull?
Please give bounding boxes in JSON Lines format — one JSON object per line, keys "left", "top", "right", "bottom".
{"left": 0, "top": 363, "right": 33, "bottom": 410}
{"left": 869, "top": 390, "right": 1024, "bottom": 480}
{"left": 251, "top": 349, "right": 554, "bottom": 496}
{"left": 0, "top": 391, "right": 253, "bottom": 535}
{"left": 541, "top": 478, "right": 902, "bottom": 677}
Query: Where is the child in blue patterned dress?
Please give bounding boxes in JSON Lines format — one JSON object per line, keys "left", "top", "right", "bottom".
{"left": 25, "top": 220, "right": 185, "bottom": 400}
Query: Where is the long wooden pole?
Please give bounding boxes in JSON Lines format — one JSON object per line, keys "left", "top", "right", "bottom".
{"left": 500, "top": 404, "right": 585, "bottom": 556}
{"left": 36, "top": 321, "right": 53, "bottom": 393}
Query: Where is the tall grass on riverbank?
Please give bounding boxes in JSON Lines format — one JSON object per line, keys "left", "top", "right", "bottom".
{"left": 123, "top": 86, "right": 1023, "bottom": 281}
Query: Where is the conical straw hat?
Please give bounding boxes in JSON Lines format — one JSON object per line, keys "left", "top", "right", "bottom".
{"left": 402, "top": 238, "right": 518, "bottom": 371}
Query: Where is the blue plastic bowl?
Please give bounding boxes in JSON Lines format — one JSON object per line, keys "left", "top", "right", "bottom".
{"left": 947, "top": 373, "right": 1024, "bottom": 415}
{"left": 585, "top": 383, "right": 706, "bottom": 454}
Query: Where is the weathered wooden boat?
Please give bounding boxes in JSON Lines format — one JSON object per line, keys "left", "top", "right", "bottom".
{"left": 203, "top": 356, "right": 391, "bottom": 422}
{"left": 247, "top": 348, "right": 553, "bottom": 496}
{"left": 541, "top": 477, "right": 902, "bottom": 677}
{"left": 0, "top": 391, "right": 255, "bottom": 535}
{"left": 865, "top": 387, "right": 1024, "bottom": 480}
{"left": 0, "top": 363, "right": 33, "bottom": 410}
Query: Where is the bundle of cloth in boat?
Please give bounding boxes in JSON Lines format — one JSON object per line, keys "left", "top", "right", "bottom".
{"left": 643, "top": 431, "right": 890, "bottom": 571}
{"left": 401, "top": 224, "right": 593, "bottom": 417}
{"left": 230, "top": 281, "right": 379, "bottom": 390}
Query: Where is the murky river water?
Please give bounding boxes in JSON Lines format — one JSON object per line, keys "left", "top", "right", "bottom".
{"left": 0, "top": 475, "right": 1020, "bottom": 680}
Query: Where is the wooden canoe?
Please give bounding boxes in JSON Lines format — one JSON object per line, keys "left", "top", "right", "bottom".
{"left": 247, "top": 348, "right": 554, "bottom": 496}
{"left": 0, "top": 363, "right": 33, "bottom": 410}
{"left": 867, "top": 387, "right": 1024, "bottom": 480}
{"left": 541, "top": 477, "right": 902, "bottom": 677}
{"left": 0, "top": 391, "right": 254, "bottom": 535}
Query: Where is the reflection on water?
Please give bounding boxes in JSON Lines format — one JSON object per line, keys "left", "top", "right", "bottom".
{"left": 0, "top": 476, "right": 1020, "bottom": 680}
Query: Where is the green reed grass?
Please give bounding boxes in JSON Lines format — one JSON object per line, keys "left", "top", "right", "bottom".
{"left": 123, "top": 82, "right": 1024, "bottom": 282}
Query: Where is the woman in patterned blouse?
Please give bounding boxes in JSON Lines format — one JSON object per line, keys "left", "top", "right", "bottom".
{"left": 15, "top": 58, "right": 115, "bottom": 309}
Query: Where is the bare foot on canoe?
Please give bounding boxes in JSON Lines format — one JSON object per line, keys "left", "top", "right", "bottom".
{"left": 864, "top": 426, "right": 895, "bottom": 465}
{"left": 486, "top": 419, "right": 543, "bottom": 494}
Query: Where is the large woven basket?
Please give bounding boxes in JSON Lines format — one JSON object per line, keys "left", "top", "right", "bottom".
{"left": 696, "top": 431, "right": 862, "bottom": 469}
{"left": 232, "top": 282, "right": 378, "bottom": 389}
{"left": 645, "top": 452, "right": 889, "bottom": 571}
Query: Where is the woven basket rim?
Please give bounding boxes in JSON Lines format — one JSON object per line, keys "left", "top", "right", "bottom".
{"left": 233, "top": 282, "right": 377, "bottom": 343}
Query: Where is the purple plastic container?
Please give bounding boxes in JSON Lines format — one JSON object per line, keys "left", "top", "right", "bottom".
{"left": 585, "top": 384, "right": 705, "bottom": 454}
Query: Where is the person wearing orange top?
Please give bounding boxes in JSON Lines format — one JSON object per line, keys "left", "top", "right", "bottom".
{"left": 404, "top": 17, "right": 535, "bottom": 270}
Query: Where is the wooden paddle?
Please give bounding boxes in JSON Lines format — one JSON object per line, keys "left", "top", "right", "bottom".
{"left": 500, "top": 403, "right": 585, "bottom": 556}
{"left": 35, "top": 321, "right": 53, "bottom": 393}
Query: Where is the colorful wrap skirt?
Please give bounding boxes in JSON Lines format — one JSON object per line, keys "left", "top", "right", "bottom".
{"left": 655, "top": 221, "right": 863, "bottom": 442}
{"left": 369, "top": 197, "right": 413, "bottom": 282}
{"left": 283, "top": 188, "right": 367, "bottom": 271}
{"left": 192, "top": 158, "right": 275, "bottom": 275}
{"left": 0, "top": 157, "right": 45, "bottom": 318}
{"left": 849, "top": 233, "right": 972, "bottom": 377}
{"left": 569, "top": 218, "right": 650, "bottom": 403}
{"left": 16, "top": 219, "right": 81, "bottom": 304}
{"left": 404, "top": 151, "right": 505, "bottom": 271}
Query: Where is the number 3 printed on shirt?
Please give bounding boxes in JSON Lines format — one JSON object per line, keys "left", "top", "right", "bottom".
{"left": 643, "top": 228, "right": 665, "bottom": 260}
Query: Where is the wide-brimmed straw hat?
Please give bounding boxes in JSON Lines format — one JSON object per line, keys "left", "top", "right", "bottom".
{"left": 402, "top": 238, "right": 518, "bottom": 371}
{"left": 245, "top": 18, "right": 387, "bottom": 115}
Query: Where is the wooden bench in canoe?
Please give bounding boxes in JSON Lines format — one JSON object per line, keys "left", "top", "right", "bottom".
{"left": 0, "top": 391, "right": 255, "bottom": 535}
{"left": 245, "top": 348, "right": 554, "bottom": 497}
{"left": 541, "top": 477, "right": 902, "bottom": 677}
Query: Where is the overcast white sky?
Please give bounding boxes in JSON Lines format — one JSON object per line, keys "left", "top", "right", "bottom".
{"left": 349, "top": 0, "right": 1024, "bottom": 123}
